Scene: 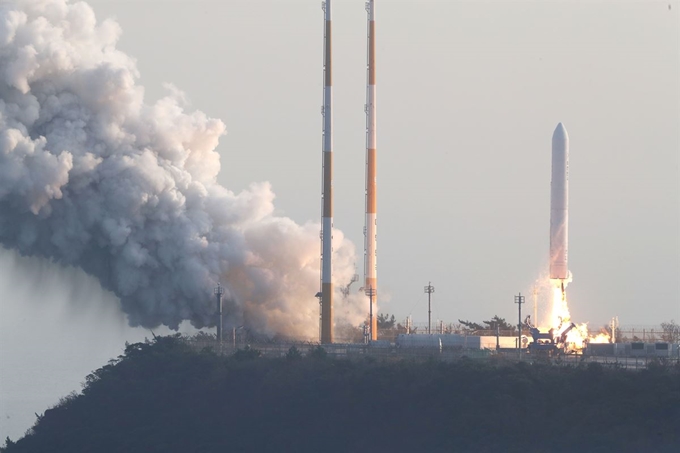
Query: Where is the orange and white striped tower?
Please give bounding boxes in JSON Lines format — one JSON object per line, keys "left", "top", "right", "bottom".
{"left": 364, "top": 0, "right": 378, "bottom": 340}
{"left": 320, "top": 0, "right": 334, "bottom": 344}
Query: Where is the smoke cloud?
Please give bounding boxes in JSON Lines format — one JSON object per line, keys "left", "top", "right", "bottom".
{"left": 0, "top": 0, "right": 364, "bottom": 339}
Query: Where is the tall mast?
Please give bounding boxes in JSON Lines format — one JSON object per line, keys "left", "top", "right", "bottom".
{"left": 320, "top": 0, "right": 334, "bottom": 344}
{"left": 364, "top": 0, "right": 378, "bottom": 340}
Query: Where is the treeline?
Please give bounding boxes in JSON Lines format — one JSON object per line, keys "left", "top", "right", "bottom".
{"left": 3, "top": 335, "right": 679, "bottom": 453}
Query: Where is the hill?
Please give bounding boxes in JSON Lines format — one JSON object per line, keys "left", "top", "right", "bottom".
{"left": 3, "top": 335, "right": 679, "bottom": 453}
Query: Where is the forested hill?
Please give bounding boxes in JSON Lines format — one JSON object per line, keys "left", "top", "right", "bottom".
{"left": 3, "top": 336, "right": 679, "bottom": 453}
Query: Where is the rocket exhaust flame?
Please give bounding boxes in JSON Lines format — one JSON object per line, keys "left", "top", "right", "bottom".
{"left": 529, "top": 123, "right": 611, "bottom": 354}
{"left": 549, "top": 277, "right": 572, "bottom": 330}
{"left": 0, "top": 0, "right": 365, "bottom": 339}
{"left": 533, "top": 269, "right": 611, "bottom": 353}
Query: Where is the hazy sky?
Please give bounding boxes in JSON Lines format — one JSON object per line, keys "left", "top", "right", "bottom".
{"left": 1, "top": 0, "right": 678, "bottom": 440}
{"left": 75, "top": 0, "right": 678, "bottom": 326}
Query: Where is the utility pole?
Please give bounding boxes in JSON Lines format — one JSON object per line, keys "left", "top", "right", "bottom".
{"left": 214, "top": 283, "right": 224, "bottom": 343}
{"left": 424, "top": 282, "right": 435, "bottom": 334}
{"left": 495, "top": 324, "right": 500, "bottom": 351}
{"left": 515, "top": 293, "right": 525, "bottom": 359}
{"left": 533, "top": 283, "right": 538, "bottom": 327}
{"left": 315, "top": 291, "right": 323, "bottom": 342}
{"left": 232, "top": 325, "right": 244, "bottom": 349}
{"left": 611, "top": 316, "right": 619, "bottom": 343}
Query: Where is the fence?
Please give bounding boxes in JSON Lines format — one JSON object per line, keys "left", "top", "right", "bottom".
{"left": 186, "top": 337, "right": 679, "bottom": 370}
{"left": 376, "top": 323, "right": 678, "bottom": 343}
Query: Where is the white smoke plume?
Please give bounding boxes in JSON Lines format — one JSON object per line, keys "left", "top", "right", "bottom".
{"left": 0, "top": 0, "right": 365, "bottom": 339}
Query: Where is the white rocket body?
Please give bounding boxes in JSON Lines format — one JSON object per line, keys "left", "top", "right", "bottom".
{"left": 549, "top": 122, "right": 569, "bottom": 282}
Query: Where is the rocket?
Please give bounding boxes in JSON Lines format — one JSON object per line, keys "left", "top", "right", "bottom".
{"left": 549, "top": 122, "right": 569, "bottom": 297}
{"left": 320, "top": 0, "right": 334, "bottom": 344}
{"left": 364, "top": 0, "right": 378, "bottom": 340}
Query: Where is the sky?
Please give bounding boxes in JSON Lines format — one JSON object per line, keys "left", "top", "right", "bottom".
{"left": 71, "top": 0, "right": 678, "bottom": 326}
{"left": 0, "top": 0, "right": 678, "bottom": 441}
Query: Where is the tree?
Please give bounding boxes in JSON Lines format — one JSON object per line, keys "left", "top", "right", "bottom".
{"left": 394, "top": 322, "right": 410, "bottom": 335}
{"left": 661, "top": 320, "right": 679, "bottom": 343}
{"left": 308, "top": 345, "right": 328, "bottom": 360}
{"left": 232, "top": 346, "right": 261, "bottom": 361}
{"left": 285, "top": 346, "right": 302, "bottom": 361}
{"left": 3, "top": 333, "right": 680, "bottom": 453}
{"left": 335, "top": 322, "right": 364, "bottom": 343}
{"left": 458, "top": 316, "right": 516, "bottom": 333}
{"left": 458, "top": 319, "right": 484, "bottom": 331}
{"left": 484, "top": 316, "right": 515, "bottom": 331}
{"left": 377, "top": 313, "right": 396, "bottom": 330}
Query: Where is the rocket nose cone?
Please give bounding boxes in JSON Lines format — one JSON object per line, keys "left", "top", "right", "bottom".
{"left": 552, "top": 122, "right": 569, "bottom": 142}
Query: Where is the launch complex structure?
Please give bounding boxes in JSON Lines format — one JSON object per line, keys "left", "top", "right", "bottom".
{"left": 316, "top": 1, "right": 574, "bottom": 347}
{"left": 319, "top": 0, "right": 378, "bottom": 344}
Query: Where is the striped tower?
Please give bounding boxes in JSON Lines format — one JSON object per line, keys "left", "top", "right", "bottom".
{"left": 320, "top": 0, "right": 334, "bottom": 344}
{"left": 364, "top": 0, "right": 378, "bottom": 340}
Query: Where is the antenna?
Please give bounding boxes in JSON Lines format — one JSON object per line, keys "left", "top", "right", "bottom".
{"left": 515, "top": 293, "right": 526, "bottom": 360}
{"left": 424, "top": 282, "right": 435, "bottom": 334}
{"left": 215, "top": 283, "right": 224, "bottom": 342}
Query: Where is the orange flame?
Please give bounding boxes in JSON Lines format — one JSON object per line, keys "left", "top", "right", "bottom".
{"left": 546, "top": 279, "right": 610, "bottom": 352}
